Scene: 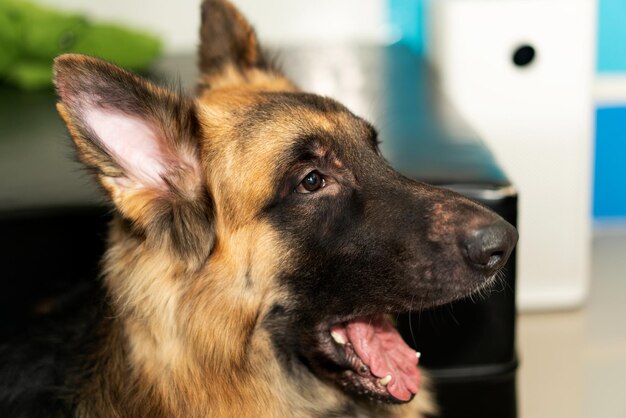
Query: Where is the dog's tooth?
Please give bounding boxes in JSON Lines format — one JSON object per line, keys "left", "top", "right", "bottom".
{"left": 331, "top": 331, "right": 346, "bottom": 345}
{"left": 416, "top": 352, "right": 422, "bottom": 359}
{"left": 379, "top": 375, "right": 392, "bottom": 386}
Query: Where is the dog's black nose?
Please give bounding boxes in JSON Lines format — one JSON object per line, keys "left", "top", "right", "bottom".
{"left": 463, "top": 220, "right": 518, "bottom": 274}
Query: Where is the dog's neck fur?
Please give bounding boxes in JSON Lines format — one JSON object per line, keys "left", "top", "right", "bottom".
{"left": 71, "top": 218, "right": 423, "bottom": 418}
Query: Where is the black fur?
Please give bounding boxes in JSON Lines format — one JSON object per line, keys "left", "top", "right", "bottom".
{"left": 253, "top": 93, "right": 516, "bottom": 396}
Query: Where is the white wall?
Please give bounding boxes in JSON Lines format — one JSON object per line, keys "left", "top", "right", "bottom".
{"left": 38, "top": 0, "right": 392, "bottom": 53}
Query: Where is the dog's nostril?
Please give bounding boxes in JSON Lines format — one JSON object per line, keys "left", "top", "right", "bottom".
{"left": 486, "top": 250, "right": 504, "bottom": 268}
{"left": 463, "top": 220, "right": 517, "bottom": 273}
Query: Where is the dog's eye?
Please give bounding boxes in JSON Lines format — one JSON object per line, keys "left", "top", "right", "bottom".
{"left": 295, "top": 171, "right": 326, "bottom": 194}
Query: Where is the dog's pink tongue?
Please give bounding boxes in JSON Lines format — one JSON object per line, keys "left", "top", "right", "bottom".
{"left": 344, "top": 316, "right": 420, "bottom": 401}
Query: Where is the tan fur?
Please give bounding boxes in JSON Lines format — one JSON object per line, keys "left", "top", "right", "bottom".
{"left": 73, "top": 219, "right": 426, "bottom": 417}
{"left": 53, "top": 2, "right": 433, "bottom": 416}
{"left": 199, "top": 63, "right": 297, "bottom": 93}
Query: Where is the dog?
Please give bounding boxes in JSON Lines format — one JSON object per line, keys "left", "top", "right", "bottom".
{"left": 0, "top": 1, "right": 517, "bottom": 416}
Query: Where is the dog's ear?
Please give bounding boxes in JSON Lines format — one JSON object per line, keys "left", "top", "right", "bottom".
{"left": 199, "top": 0, "right": 266, "bottom": 74}
{"left": 54, "top": 54, "right": 213, "bottom": 266}
{"left": 198, "top": 0, "right": 290, "bottom": 91}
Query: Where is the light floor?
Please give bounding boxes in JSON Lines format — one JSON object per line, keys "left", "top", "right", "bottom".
{"left": 518, "top": 229, "right": 626, "bottom": 418}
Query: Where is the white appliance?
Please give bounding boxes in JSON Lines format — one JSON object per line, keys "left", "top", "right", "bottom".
{"left": 428, "top": 0, "right": 596, "bottom": 310}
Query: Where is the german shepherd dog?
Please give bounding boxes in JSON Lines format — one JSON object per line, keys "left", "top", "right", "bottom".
{"left": 0, "top": 1, "right": 517, "bottom": 417}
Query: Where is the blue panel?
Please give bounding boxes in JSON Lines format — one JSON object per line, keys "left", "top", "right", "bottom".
{"left": 388, "top": 0, "right": 425, "bottom": 54}
{"left": 593, "top": 107, "right": 626, "bottom": 218}
{"left": 598, "top": 0, "right": 626, "bottom": 72}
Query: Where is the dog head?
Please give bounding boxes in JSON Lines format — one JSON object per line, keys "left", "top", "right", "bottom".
{"left": 53, "top": 0, "right": 517, "bottom": 413}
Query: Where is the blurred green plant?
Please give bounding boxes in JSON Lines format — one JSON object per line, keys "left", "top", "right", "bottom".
{"left": 0, "top": 0, "right": 162, "bottom": 90}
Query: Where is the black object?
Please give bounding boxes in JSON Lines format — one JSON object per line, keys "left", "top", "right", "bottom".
{"left": 0, "top": 46, "right": 517, "bottom": 418}
{"left": 512, "top": 45, "right": 536, "bottom": 67}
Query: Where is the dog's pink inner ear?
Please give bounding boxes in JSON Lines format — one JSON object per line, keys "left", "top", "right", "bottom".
{"left": 84, "top": 107, "right": 172, "bottom": 191}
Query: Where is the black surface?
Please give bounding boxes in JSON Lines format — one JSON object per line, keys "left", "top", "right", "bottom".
{"left": 0, "top": 207, "right": 110, "bottom": 339}
{"left": 427, "top": 370, "right": 518, "bottom": 418}
{"left": 0, "top": 46, "right": 518, "bottom": 418}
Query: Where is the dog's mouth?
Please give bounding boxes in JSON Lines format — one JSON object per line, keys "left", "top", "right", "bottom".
{"left": 313, "top": 314, "right": 421, "bottom": 403}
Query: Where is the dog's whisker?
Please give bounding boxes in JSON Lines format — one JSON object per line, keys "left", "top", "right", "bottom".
{"left": 446, "top": 303, "right": 460, "bottom": 326}
{"left": 408, "top": 294, "right": 418, "bottom": 350}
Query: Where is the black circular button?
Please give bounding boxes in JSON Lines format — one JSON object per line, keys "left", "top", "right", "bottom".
{"left": 512, "top": 45, "right": 536, "bottom": 67}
